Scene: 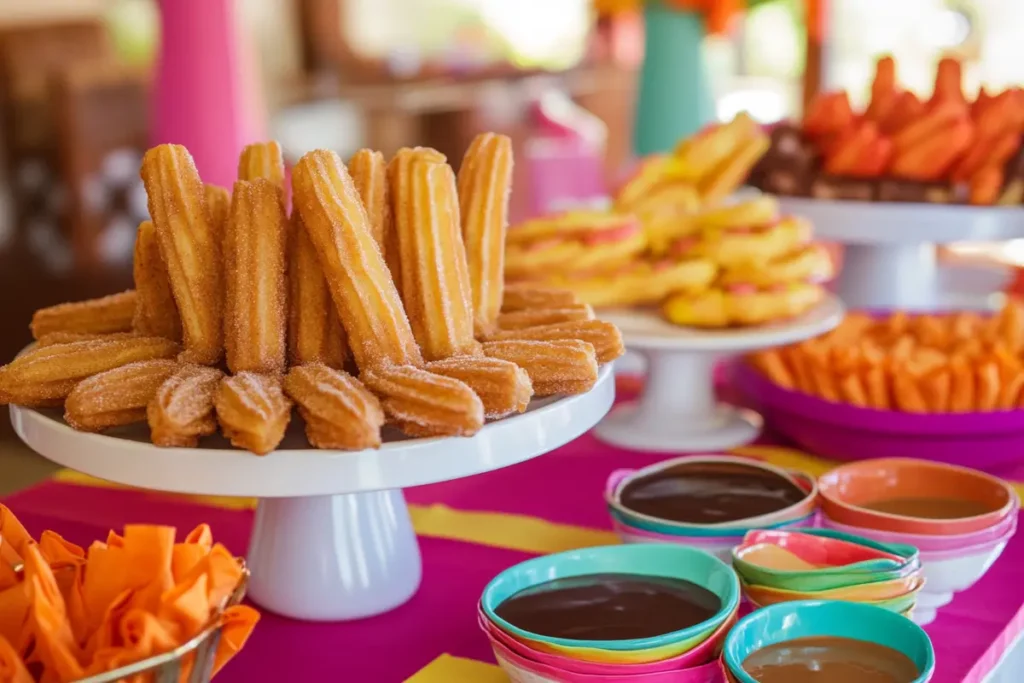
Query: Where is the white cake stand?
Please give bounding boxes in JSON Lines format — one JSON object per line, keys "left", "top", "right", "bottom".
{"left": 9, "top": 365, "right": 614, "bottom": 622}
{"left": 593, "top": 295, "right": 843, "bottom": 453}
{"left": 778, "top": 198, "right": 1024, "bottom": 310}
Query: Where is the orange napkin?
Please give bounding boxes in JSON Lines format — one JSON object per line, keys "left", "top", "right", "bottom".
{"left": 0, "top": 506, "right": 258, "bottom": 683}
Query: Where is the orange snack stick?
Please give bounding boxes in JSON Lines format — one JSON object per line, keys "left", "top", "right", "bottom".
{"left": 973, "top": 86, "right": 995, "bottom": 120}
{"left": 865, "top": 55, "right": 898, "bottom": 124}
{"left": 952, "top": 130, "right": 1022, "bottom": 183}
{"left": 949, "top": 356, "right": 976, "bottom": 412}
{"left": 880, "top": 91, "right": 926, "bottom": 135}
{"left": 921, "top": 368, "right": 951, "bottom": 413}
{"left": 824, "top": 122, "right": 879, "bottom": 176}
{"left": 891, "top": 119, "right": 973, "bottom": 181}
{"left": 969, "top": 165, "right": 1004, "bottom": 206}
{"left": 998, "top": 369, "right": 1024, "bottom": 409}
{"left": 864, "top": 366, "right": 891, "bottom": 410}
{"left": 892, "top": 371, "right": 927, "bottom": 413}
{"left": 976, "top": 362, "right": 1001, "bottom": 412}
{"left": 974, "top": 90, "right": 1022, "bottom": 136}
{"left": 838, "top": 373, "right": 869, "bottom": 408}
{"left": 892, "top": 101, "right": 967, "bottom": 153}
{"left": 785, "top": 346, "right": 815, "bottom": 394}
{"left": 849, "top": 137, "right": 893, "bottom": 178}
{"left": 931, "top": 57, "right": 966, "bottom": 108}
{"left": 750, "top": 350, "right": 795, "bottom": 389}
{"left": 803, "top": 91, "right": 855, "bottom": 139}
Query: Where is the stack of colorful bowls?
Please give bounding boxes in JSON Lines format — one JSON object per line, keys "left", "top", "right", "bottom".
{"left": 478, "top": 544, "right": 740, "bottom": 682}
{"left": 606, "top": 456, "right": 818, "bottom": 562}
{"left": 732, "top": 529, "right": 923, "bottom": 618}
{"left": 818, "top": 458, "right": 1019, "bottom": 625}
{"left": 722, "top": 600, "right": 935, "bottom": 683}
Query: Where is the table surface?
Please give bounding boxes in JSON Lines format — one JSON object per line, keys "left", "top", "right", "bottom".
{"left": 3, "top": 376, "right": 1023, "bottom": 682}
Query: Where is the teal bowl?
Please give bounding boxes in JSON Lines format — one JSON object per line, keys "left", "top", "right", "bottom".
{"left": 608, "top": 506, "right": 816, "bottom": 538}
{"left": 724, "top": 600, "right": 935, "bottom": 683}
{"left": 481, "top": 543, "right": 740, "bottom": 652}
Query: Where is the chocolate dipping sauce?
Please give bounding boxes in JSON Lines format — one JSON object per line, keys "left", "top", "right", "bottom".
{"left": 742, "top": 636, "right": 919, "bottom": 683}
{"left": 494, "top": 572, "right": 721, "bottom": 640}
{"left": 619, "top": 462, "right": 807, "bottom": 524}
{"left": 862, "top": 496, "right": 993, "bottom": 520}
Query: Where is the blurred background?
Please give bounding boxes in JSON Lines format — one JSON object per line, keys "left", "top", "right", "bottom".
{"left": 0, "top": 0, "right": 1022, "bottom": 483}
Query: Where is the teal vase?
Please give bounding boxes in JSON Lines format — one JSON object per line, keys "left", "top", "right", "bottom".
{"left": 634, "top": 3, "right": 714, "bottom": 156}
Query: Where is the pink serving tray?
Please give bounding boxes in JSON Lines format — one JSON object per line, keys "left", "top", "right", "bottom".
{"left": 734, "top": 363, "right": 1024, "bottom": 472}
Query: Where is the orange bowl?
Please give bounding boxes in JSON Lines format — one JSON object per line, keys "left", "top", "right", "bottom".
{"left": 818, "top": 458, "right": 1017, "bottom": 536}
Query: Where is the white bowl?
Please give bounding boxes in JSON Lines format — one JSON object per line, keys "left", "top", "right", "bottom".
{"left": 915, "top": 536, "right": 1011, "bottom": 611}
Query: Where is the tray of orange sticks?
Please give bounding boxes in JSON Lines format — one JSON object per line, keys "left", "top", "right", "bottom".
{"left": 2, "top": 135, "right": 620, "bottom": 622}
{"left": 737, "top": 300, "right": 1024, "bottom": 470}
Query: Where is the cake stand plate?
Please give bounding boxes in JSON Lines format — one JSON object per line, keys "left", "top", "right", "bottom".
{"left": 593, "top": 295, "right": 843, "bottom": 453}
{"left": 778, "top": 198, "right": 1024, "bottom": 310}
{"left": 10, "top": 365, "right": 614, "bottom": 622}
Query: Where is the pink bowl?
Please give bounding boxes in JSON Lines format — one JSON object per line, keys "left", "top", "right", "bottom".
{"left": 821, "top": 510, "right": 1018, "bottom": 552}
{"left": 489, "top": 629, "right": 727, "bottom": 682}
{"left": 478, "top": 605, "right": 738, "bottom": 675}
{"left": 735, "top": 362, "right": 1024, "bottom": 471}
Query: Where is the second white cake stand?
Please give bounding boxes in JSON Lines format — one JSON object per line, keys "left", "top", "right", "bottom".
{"left": 779, "top": 198, "right": 1024, "bottom": 310}
{"left": 10, "top": 365, "right": 614, "bottom": 622}
{"left": 594, "top": 295, "right": 843, "bottom": 453}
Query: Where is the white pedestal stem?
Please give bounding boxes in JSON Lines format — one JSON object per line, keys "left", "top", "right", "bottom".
{"left": 838, "top": 243, "right": 938, "bottom": 310}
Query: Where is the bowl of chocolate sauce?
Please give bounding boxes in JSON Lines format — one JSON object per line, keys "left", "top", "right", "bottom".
{"left": 480, "top": 544, "right": 739, "bottom": 661}
{"left": 724, "top": 600, "right": 934, "bottom": 683}
{"left": 608, "top": 455, "right": 817, "bottom": 533}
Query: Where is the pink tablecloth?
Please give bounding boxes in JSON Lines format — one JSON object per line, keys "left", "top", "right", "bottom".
{"left": 4, "top": 379, "right": 1023, "bottom": 682}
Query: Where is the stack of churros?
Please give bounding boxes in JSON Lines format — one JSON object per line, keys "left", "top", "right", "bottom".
{"left": 0, "top": 134, "right": 623, "bottom": 454}
{"left": 749, "top": 301, "right": 1024, "bottom": 413}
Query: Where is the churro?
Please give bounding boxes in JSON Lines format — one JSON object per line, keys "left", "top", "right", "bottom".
{"left": 287, "top": 215, "right": 348, "bottom": 368}
{"left": 283, "top": 364, "right": 384, "bottom": 450}
{"left": 348, "top": 149, "right": 389, "bottom": 252}
{"left": 65, "top": 359, "right": 178, "bottom": 432}
{"left": 426, "top": 356, "right": 532, "bottom": 418}
{"left": 361, "top": 364, "right": 483, "bottom": 437}
{"left": 482, "top": 340, "right": 598, "bottom": 396}
{"left": 496, "top": 305, "right": 595, "bottom": 331}
{"left": 132, "top": 220, "right": 182, "bottom": 341}
{"left": 458, "top": 133, "right": 513, "bottom": 336}
{"left": 215, "top": 373, "right": 292, "bottom": 454}
{"left": 238, "top": 141, "right": 285, "bottom": 191}
{"left": 141, "top": 144, "right": 224, "bottom": 365}
{"left": 223, "top": 179, "right": 288, "bottom": 375}
{"left": 204, "top": 184, "right": 231, "bottom": 240}
{"left": 387, "top": 147, "right": 447, "bottom": 291}
{"left": 31, "top": 291, "right": 137, "bottom": 340}
{"left": 501, "top": 284, "right": 582, "bottom": 312}
{"left": 148, "top": 364, "right": 223, "bottom": 447}
{"left": 292, "top": 149, "right": 422, "bottom": 370}
{"left": 0, "top": 336, "right": 180, "bottom": 407}
{"left": 486, "top": 320, "right": 624, "bottom": 364}
{"left": 36, "top": 331, "right": 139, "bottom": 347}
{"left": 390, "top": 150, "right": 478, "bottom": 361}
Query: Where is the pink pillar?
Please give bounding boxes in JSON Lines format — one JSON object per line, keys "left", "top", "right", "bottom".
{"left": 150, "top": 0, "right": 267, "bottom": 187}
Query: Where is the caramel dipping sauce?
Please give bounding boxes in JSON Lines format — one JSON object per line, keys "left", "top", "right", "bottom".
{"left": 493, "top": 572, "right": 721, "bottom": 640}
{"left": 619, "top": 462, "right": 807, "bottom": 524}
{"left": 742, "top": 636, "right": 919, "bottom": 683}
{"left": 862, "top": 497, "right": 995, "bottom": 520}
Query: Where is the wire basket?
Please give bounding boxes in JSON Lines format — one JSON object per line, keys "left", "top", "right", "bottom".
{"left": 71, "top": 563, "right": 250, "bottom": 683}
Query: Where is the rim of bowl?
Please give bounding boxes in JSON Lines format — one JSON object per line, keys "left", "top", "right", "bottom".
{"left": 818, "top": 458, "right": 1019, "bottom": 533}
{"left": 610, "top": 507, "right": 817, "bottom": 540}
{"left": 723, "top": 600, "right": 936, "bottom": 683}
{"left": 480, "top": 543, "right": 741, "bottom": 651}
{"left": 607, "top": 455, "right": 817, "bottom": 531}
{"left": 820, "top": 508, "right": 1018, "bottom": 547}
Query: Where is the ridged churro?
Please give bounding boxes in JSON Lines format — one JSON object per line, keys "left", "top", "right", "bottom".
{"left": 141, "top": 144, "right": 224, "bottom": 365}
{"left": 148, "top": 364, "right": 223, "bottom": 447}
{"left": 292, "top": 149, "right": 422, "bottom": 370}
{"left": 486, "top": 320, "right": 624, "bottom": 364}
{"left": 132, "top": 220, "right": 182, "bottom": 341}
{"left": 31, "top": 291, "right": 138, "bottom": 340}
{"left": 283, "top": 364, "right": 384, "bottom": 450}
{"left": 0, "top": 336, "right": 180, "bottom": 407}
{"left": 496, "top": 305, "right": 594, "bottom": 331}
{"left": 215, "top": 373, "right": 292, "bottom": 454}
{"left": 458, "top": 133, "right": 513, "bottom": 336}
{"left": 387, "top": 147, "right": 446, "bottom": 293}
{"left": 391, "top": 150, "right": 478, "bottom": 361}
{"left": 204, "top": 184, "right": 231, "bottom": 242}
{"left": 36, "top": 331, "right": 139, "bottom": 348}
{"left": 426, "top": 356, "right": 532, "bottom": 418}
{"left": 501, "top": 285, "right": 582, "bottom": 313}
{"left": 287, "top": 215, "right": 348, "bottom": 368}
{"left": 223, "top": 179, "right": 288, "bottom": 375}
{"left": 65, "top": 359, "right": 178, "bottom": 432}
{"left": 348, "top": 149, "right": 389, "bottom": 253}
{"left": 482, "top": 340, "right": 598, "bottom": 396}
{"left": 238, "top": 141, "right": 285, "bottom": 191}
{"left": 361, "top": 364, "right": 483, "bottom": 437}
